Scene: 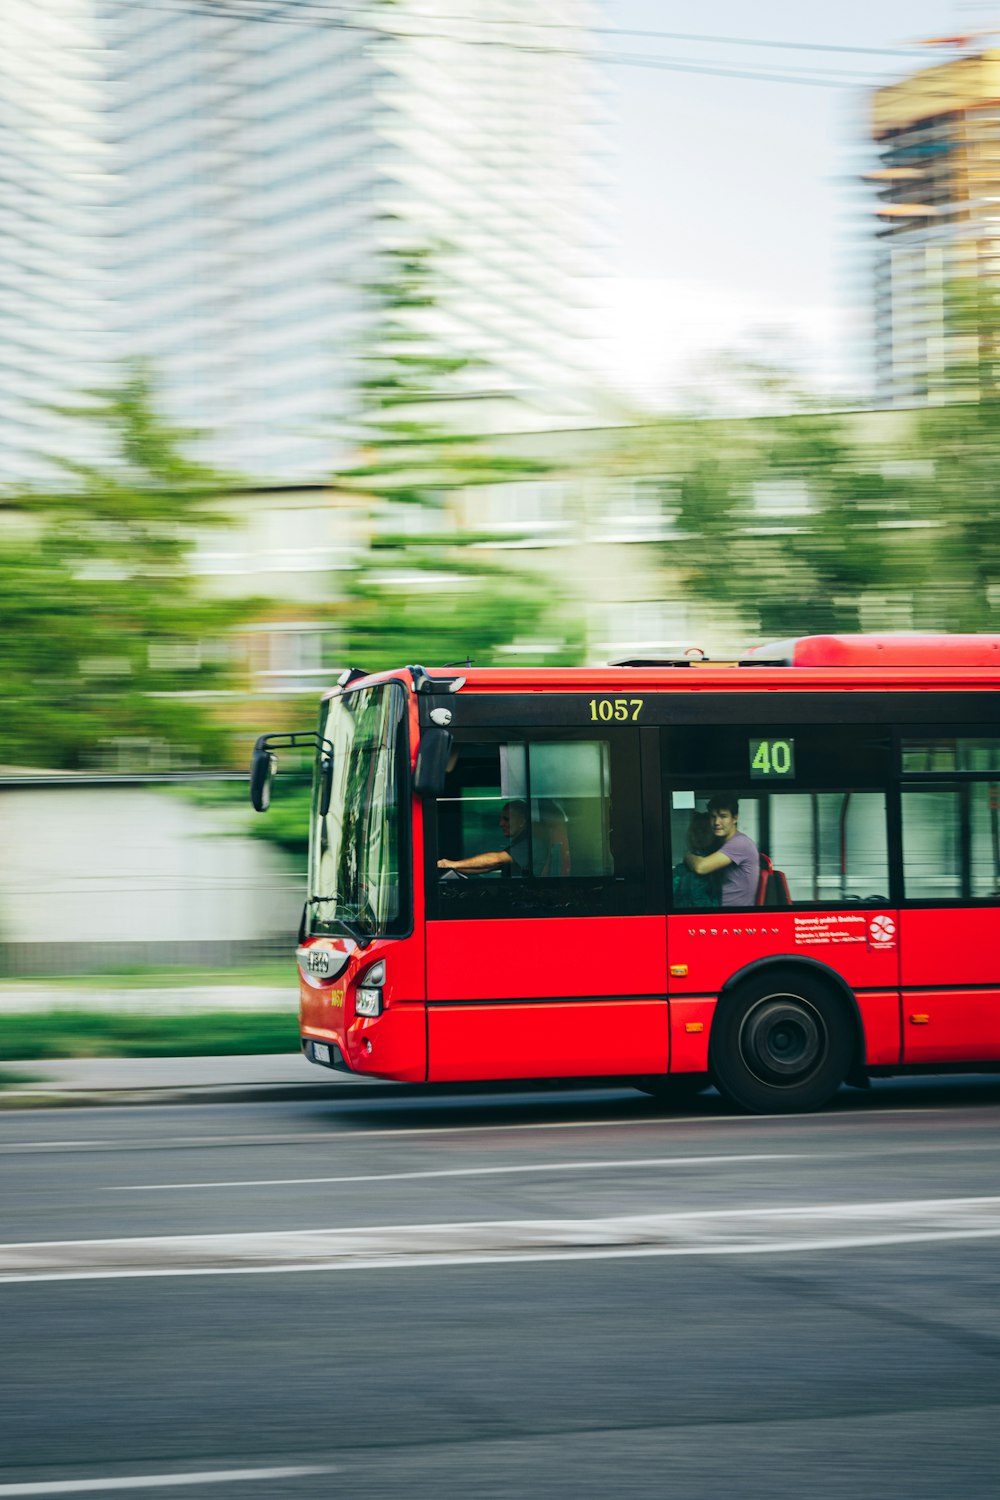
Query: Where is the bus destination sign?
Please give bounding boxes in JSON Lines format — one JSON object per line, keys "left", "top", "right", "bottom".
{"left": 749, "top": 737, "right": 796, "bottom": 779}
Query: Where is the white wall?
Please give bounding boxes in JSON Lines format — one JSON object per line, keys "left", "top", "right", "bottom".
{"left": 0, "top": 787, "right": 303, "bottom": 955}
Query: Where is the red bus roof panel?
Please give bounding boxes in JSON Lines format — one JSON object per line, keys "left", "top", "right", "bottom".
{"left": 742, "top": 634, "right": 1000, "bottom": 667}
{"left": 319, "top": 637, "right": 1000, "bottom": 701}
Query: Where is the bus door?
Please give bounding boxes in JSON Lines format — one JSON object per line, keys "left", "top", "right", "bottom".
{"left": 422, "top": 723, "right": 667, "bottom": 1082}
{"left": 897, "top": 736, "right": 1000, "bottom": 1062}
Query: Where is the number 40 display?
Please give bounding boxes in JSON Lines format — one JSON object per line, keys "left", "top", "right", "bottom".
{"left": 749, "top": 737, "right": 795, "bottom": 779}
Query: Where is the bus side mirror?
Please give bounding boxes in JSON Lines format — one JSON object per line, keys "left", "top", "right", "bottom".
{"left": 249, "top": 728, "right": 332, "bottom": 812}
{"left": 250, "top": 742, "right": 276, "bottom": 812}
{"left": 414, "top": 726, "right": 453, "bottom": 797}
{"left": 319, "top": 753, "right": 333, "bottom": 817}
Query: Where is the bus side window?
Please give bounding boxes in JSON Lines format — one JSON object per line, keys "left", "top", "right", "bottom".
{"left": 430, "top": 734, "right": 638, "bottom": 920}
{"left": 971, "top": 782, "right": 1000, "bottom": 897}
{"left": 902, "top": 784, "right": 1000, "bottom": 900}
{"left": 525, "top": 741, "right": 612, "bottom": 878}
{"left": 901, "top": 789, "right": 962, "bottom": 899}
{"left": 436, "top": 743, "right": 511, "bottom": 877}
{"left": 436, "top": 739, "right": 613, "bottom": 880}
{"left": 668, "top": 789, "right": 889, "bottom": 909}
{"left": 900, "top": 739, "right": 1000, "bottom": 901}
{"left": 769, "top": 791, "right": 888, "bottom": 905}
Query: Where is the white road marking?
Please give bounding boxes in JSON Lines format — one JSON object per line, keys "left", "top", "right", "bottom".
{"left": 111, "top": 1152, "right": 802, "bottom": 1192}
{"left": 0, "top": 1467, "right": 335, "bottom": 1495}
{"left": 2, "top": 1196, "right": 1000, "bottom": 1283}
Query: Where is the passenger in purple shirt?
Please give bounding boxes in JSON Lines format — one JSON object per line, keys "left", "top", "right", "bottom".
{"left": 684, "top": 793, "right": 760, "bottom": 908}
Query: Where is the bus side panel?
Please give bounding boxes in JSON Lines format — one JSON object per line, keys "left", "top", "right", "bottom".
{"left": 665, "top": 911, "right": 900, "bottom": 995}
{"left": 900, "top": 990, "right": 1000, "bottom": 1063}
{"left": 669, "top": 997, "right": 715, "bottom": 1073}
{"left": 427, "top": 916, "right": 667, "bottom": 1001}
{"left": 855, "top": 990, "right": 902, "bottom": 1066}
{"left": 900, "top": 909, "right": 1000, "bottom": 1062}
{"left": 666, "top": 912, "right": 903, "bottom": 1070}
{"left": 427, "top": 999, "right": 669, "bottom": 1082}
{"left": 669, "top": 991, "right": 900, "bottom": 1073}
{"left": 426, "top": 915, "right": 668, "bottom": 1079}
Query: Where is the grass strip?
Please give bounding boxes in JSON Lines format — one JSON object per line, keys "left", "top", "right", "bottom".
{"left": 0, "top": 962, "right": 292, "bottom": 991}
{"left": 0, "top": 1010, "right": 299, "bottom": 1061}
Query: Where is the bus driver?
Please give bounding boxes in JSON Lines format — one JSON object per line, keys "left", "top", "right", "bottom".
{"left": 437, "top": 799, "right": 531, "bottom": 876}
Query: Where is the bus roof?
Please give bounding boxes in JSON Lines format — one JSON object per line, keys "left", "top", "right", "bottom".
{"left": 740, "top": 634, "right": 1000, "bottom": 667}
{"left": 323, "top": 634, "right": 1000, "bottom": 701}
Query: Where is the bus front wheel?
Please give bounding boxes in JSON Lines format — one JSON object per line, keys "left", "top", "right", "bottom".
{"left": 710, "top": 970, "right": 853, "bottom": 1114}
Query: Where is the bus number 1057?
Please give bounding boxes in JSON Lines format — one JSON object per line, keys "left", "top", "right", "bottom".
{"left": 589, "top": 697, "right": 644, "bottom": 722}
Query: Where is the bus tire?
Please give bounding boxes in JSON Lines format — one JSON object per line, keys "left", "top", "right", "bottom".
{"left": 634, "top": 1074, "right": 708, "bottom": 1106}
{"left": 710, "top": 969, "right": 853, "bottom": 1114}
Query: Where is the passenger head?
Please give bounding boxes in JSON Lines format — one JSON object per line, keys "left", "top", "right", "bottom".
{"left": 537, "top": 798, "right": 570, "bottom": 876}
{"left": 686, "top": 811, "right": 717, "bottom": 856}
{"left": 537, "top": 798, "right": 567, "bottom": 828}
{"left": 707, "top": 792, "right": 739, "bottom": 843}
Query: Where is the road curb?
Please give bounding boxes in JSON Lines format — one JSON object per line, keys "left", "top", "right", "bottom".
{"left": 0, "top": 1081, "right": 420, "bottom": 1111}
{"left": 0, "top": 1075, "right": 637, "bottom": 1111}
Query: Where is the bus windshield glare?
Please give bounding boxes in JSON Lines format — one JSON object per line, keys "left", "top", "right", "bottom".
{"left": 307, "top": 681, "right": 408, "bottom": 942}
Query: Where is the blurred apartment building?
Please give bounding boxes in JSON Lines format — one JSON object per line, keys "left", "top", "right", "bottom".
{"left": 871, "top": 49, "right": 1000, "bottom": 404}
{"left": 1, "top": 0, "right": 109, "bottom": 481}
{"left": 97, "top": 0, "right": 605, "bottom": 477}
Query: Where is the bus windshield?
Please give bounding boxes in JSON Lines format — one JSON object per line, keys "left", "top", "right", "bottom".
{"left": 307, "top": 681, "right": 408, "bottom": 942}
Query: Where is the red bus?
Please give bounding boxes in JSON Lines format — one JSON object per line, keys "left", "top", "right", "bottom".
{"left": 250, "top": 634, "right": 1000, "bottom": 1112}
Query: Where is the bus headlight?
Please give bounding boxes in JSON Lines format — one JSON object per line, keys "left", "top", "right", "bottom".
{"left": 355, "top": 987, "right": 383, "bottom": 1017}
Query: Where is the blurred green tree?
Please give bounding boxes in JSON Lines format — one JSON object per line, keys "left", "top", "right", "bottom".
{"left": 1, "top": 368, "right": 254, "bottom": 769}
{"left": 332, "top": 246, "right": 585, "bottom": 670}
{"left": 655, "top": 287, "right": 1000, "bottom": 643}
{"left": 906, "top": 280, "right": 1000, "bottom": 631}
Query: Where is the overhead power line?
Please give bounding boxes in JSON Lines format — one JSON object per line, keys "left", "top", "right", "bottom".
{"left": 178, "top": 1, "right": 937, "bottom": 58}
{"left": 112, "top": 0, "right": 940, "bottom": 89}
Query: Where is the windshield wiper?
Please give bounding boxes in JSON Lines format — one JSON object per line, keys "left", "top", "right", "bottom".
{"left": 306, "top": 896, "right": 371, "bottom": 949}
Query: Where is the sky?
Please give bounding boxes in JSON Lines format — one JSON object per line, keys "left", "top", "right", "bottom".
{"left": 595, "top": 0, "right": 998, "bottom": 407}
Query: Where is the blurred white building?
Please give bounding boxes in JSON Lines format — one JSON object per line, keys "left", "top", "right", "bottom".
{"left": 98, "top": 0, "right": 606, "bottom": 477}
{"left": 0, "top": 0, "right": 109, "bottom": 483}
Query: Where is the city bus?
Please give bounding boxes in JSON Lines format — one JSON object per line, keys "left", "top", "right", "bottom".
{"left": 250, "top": 634, "right": 1000, "bottom": 1113}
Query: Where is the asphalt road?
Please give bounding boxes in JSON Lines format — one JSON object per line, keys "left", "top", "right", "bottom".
{"left": 1, "top": 1078, "right": 999, "bottom": 1497}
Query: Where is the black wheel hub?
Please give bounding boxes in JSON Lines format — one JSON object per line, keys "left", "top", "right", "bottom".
{"left": 739, "top": 995, "right": 827, "bottom": 1087}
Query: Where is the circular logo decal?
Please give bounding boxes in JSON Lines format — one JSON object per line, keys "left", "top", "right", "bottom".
{"left": 868, "top": 915, "right": 896, "bottom": 944}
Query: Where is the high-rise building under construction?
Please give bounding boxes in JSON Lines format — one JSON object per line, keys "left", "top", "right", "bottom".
{"left": 872, "top": 50, "right": 1000, "bottom": 404}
